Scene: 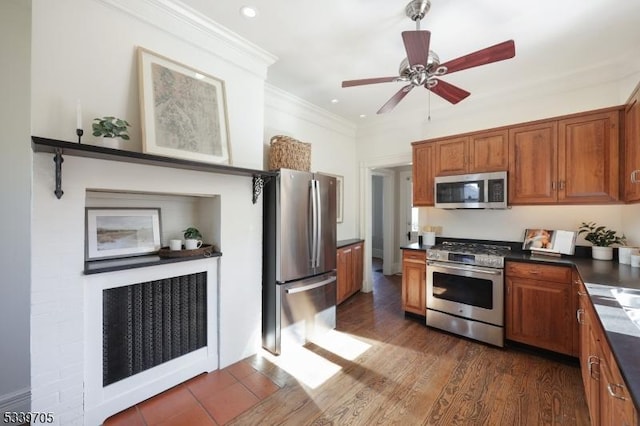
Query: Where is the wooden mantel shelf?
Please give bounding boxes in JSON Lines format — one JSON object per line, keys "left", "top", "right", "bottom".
{"left": 31, "top": 136, "right": 276, "bottom": 203}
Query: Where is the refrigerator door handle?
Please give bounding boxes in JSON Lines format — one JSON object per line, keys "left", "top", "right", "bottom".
{"left": 310, "top": 180, "right": 318, "bottom": 269}
{"left": 315, "top": 179, "right": 322, "bottom": 269}
{"left": 285, "top": 276, "right": 337, "bottom": 294}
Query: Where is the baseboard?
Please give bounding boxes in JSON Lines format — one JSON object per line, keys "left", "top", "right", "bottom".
{"left": 372, "top": 248, "right": 383, "bottom": 259}
{"left": 0, "top": 387, "right": 30, "bottom": 414}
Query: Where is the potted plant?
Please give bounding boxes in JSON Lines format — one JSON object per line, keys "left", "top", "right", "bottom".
{"left": 578, "top": 222, "right": 626, "bottom": 260}
{"left": 92, "top": 116, "right": 131, "bottom": 148}
{"left": 183, "top": 227, "right": 203, "bottom": 250}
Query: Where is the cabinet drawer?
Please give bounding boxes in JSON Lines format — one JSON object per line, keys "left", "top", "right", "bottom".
{"left": 403, "top": 250, "right": 426, "bottom": 263}
{"left": 506, "top": 262, "right": 571, "bottom": 283}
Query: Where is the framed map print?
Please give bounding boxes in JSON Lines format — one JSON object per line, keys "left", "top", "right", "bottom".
{"left": 138, "top": 47, "right": 231, "bottom": 164}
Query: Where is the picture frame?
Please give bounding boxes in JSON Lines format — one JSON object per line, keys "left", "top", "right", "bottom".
{"left": 138, "top": 47, "right": 231, "bottom": 165}
{"left": 335, "top": 175, "right": 344, "bottom": 223}
{"left": 85, "top": 208, "right": 162, "bottom": 261}
{"left": 323, "top": 174, "right": 344, "bottom": 223}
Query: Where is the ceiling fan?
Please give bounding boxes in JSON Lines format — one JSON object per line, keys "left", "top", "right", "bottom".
{"left": 341, "top": 0, "right": 516, "bottom": 114}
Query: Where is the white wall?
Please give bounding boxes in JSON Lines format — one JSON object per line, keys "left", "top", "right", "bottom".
{"left": 371, "top": 175, "right": 384, "bottom": 257}
{"left": 30, "top": 0, "right": 274, "bottom": 423}
{"left": 0, "top": 0, "right": 32, "bottom": 415}
{"left": 264, "top": 85, "right": 358, "bottom": 240}
{"left": 356, "top": 70, "right": 640, "bottom": 242}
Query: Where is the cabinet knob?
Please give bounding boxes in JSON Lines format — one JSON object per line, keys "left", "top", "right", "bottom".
{"left": 607, "top": 383, "right": 627, "bottom": 401}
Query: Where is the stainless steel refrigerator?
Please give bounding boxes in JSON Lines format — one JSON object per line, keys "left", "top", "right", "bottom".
{"left": 262, "top": 169, "right": 337, "bottom": 355}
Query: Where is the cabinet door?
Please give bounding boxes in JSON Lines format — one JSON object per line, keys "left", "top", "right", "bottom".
{"left": 336, "top": 247, "right": 353, "bottom": 304}
{"left": 412, "top": 143, "right": 435, "bottom": 206}
{"left": 625, "top": 89, "right": 640, "bottom": 202}
{"left": 468, "top": 130, "right": 509, "bottom": 173}
{"left": 401, "top": 250, "right": 426, "bottom": 316}
{"left": 352, "top": 242, "right": 363, "bottom": 294}
{"left": 508, "top": 121, "right": 558, "bottom": 204}
{"left": 558, "top": 111, "right": 620, "bottom": 203}
{"left": 598, "top": 338, "right": 638, "bottom": 426}
{"left": 434, "top": 136, "right": 468, "bottom": 176}
{"left": 506, "top": 276, "right": 573, "bottom": 355}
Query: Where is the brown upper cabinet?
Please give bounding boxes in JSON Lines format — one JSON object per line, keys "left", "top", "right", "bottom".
{"left": 413, "top": 106, "right": 623, "bottom": 206}
{"left": 412, "top": 142, "right": 435, "bottom": 206}
{"left": 509, "top": 109, "right": 620, "bottom": 205}
{"left": 508, "top": 121, "right": 558, "bottom": 204}
{"left": 625, "top": 83, "right": 640, "bottom": 202}
{"left": 434, "top": 130, "right": 509, "bottom": 176}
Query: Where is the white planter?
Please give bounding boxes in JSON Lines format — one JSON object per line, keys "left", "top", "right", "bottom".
{"left": 591, "top": 246, "right": 613, "bottom": 261}
{"left": 101, "top": 137, "right": 121, "bottom": 149}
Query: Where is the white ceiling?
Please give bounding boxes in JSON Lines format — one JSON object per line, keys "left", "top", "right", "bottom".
{"left": 181, "top": 0, "right": 640, "bottom": 123}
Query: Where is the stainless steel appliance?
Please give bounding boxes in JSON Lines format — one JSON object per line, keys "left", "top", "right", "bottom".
{"left": 262, "top": 169, "right": 337, "bottom": 355}
{"left": 426, "top": 242, "right": 511, "bottom": 347}
{"left": 434, "top": 171, "right": 508, "bottom": 209}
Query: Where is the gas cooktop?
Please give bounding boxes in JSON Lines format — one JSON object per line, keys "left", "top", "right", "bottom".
{"left": 427, "top": 242, "right": 511, "bottom": 268}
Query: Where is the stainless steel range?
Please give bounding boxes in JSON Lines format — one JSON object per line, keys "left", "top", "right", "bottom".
{"left": 426, "top": 242, "right": 511, "bottom": 347}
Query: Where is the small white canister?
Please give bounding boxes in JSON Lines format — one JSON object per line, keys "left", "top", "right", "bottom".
{"left": 423, "top": 231, "right": 436, "bottom": 246}
{"left": 618, "top": 246, "right": 638, "bottom": 265}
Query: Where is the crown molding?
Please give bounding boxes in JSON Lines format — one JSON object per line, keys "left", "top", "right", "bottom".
{"left": 96, "top": 0, "right": 277, "bottom": 79}
{"left": 265, "top": 84, "right": 357, "bottom": 139}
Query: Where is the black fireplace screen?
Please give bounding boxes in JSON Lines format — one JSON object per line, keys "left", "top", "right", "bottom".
{"left": 103, "top": 272, "right": 207, "bottom": 386}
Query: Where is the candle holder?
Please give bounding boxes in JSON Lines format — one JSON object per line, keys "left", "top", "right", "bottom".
{"left": 76, "top": 128, "right": 84, "bottom": 144}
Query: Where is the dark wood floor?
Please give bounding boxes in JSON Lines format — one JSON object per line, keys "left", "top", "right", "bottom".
{"left": 233, "top": 262, "right": 590, "bottom": 425}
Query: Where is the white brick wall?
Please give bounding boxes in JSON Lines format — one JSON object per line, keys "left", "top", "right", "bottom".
{"left": 31, "top": 154, "right": 262, "bottom": 424}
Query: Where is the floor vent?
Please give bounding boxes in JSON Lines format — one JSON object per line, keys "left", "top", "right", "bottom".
{"left": 102, "top": 272, "right": 207, "bottom": 386}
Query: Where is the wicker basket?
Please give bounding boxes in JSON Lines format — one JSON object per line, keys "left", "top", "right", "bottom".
{"left": 268, "top": 135, "right": 311, "bottom": 171}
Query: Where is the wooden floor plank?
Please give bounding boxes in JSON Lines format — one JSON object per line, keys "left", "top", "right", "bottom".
{"left": 231, "top": 263, "right": 589, "bottom": 426}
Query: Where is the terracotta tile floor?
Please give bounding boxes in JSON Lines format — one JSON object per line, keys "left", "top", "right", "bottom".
{"left": 104, "top": 359, "right": 280, "bottom": 426}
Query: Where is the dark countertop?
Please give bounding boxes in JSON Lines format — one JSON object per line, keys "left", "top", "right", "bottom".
{"left": 399, "top": 243, "right": 640, "bottom": 410}
{"left": 337, "top": 238, "right": 364, "bottom": 248}
{"left": 400, "top": 242, "right": 433, "bottom": 251}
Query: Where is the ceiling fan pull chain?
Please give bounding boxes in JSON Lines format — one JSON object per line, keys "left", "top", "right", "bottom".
{"left": 427, "top": 89, "right": 431, "bottom": 121}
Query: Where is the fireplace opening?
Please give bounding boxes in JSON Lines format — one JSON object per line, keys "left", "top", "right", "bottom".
{"left": 102, "top": 272, "right": 207, "bottom": 386}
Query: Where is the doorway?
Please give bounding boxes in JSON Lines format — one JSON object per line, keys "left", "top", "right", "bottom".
{"left": 359, "top": 154, "right": 412, "bottom": 293}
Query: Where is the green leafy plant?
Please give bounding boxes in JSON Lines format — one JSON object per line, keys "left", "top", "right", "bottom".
{"left": 577, "top": 222, "right": 626, "bottom": 247}
{"left": 92, "top": 116, "right": 131, "bottom": 139}
{"left": 183, "top": 227, "right": 202, "bottom": 240}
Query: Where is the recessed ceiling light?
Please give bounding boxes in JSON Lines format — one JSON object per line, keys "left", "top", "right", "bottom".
{"left": 240, "top": 6, "right": 257, "bottom": 18}
{"left": 331, "top": 99, "right": 339, "bottom": 104}
{"left": 359, "top": 114, "right": 366, "bottom": 118}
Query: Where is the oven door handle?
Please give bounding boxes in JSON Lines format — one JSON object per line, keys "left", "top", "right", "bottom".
{"left": 427, "top": 261, "right": 502, "bottom": 275}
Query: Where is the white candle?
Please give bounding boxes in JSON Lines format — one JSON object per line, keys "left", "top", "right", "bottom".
{"left": 76, "top": 100, "right": 82, "bottom": 129}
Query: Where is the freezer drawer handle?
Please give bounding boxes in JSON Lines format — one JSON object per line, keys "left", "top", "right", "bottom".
{"left": 285, "top": 277, "right": 337, "bottom": 294}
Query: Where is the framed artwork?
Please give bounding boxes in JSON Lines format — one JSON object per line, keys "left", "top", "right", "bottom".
{"left": 85, "top": 208, "right": 161, "bottom": 260}
{"left": 138, "top": 47, "right": 231, "bottom": 165}
{"left": 324, "top": 174, "right": 344, "bottom": 223}
{"left": 335, "top": 175, "right": 344, "bottom": 223}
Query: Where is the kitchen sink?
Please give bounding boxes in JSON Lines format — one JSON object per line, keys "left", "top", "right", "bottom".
{"left": 611, "top": 288, "right": 640, "bottom": 329}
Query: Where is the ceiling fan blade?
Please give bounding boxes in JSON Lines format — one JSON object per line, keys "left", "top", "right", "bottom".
{"left": 402, "top": 30, "right": 431, "bottom": 67}
{"left": 428, "top": 79, "right": 470, "bottom": 104}
{"left": 439, "top": 40, "right": 515, "bottom": 75}
{"left": 377, "top": 85, "right": 414, "bottom": 114}
{"left": 342, "top": 77, "right": 398, "bottom": 88}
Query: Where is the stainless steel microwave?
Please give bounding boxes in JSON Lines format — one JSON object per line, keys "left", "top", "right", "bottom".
{"left": 434, "top": 171, "right": 508, "bottom": 209}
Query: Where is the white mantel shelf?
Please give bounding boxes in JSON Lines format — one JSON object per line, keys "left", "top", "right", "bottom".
{"left": 31, "top": 136, "right": 276, "bottom": 203}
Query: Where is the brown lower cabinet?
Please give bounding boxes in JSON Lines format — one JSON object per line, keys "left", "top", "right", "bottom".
{"left": 576, "top": 276, "right": 638, "bottom": 425}
{"left": 505, "top": 261, "right": 577, "bottom": 356}
{"left": 337, "top": 241, "right": 363, "bottom": 304}
{"left": 401, "top": 249, "right": 426, "bottom": 316}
